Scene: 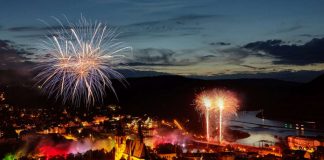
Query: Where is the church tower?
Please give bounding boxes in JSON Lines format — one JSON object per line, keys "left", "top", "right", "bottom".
{"left": 115, "top": 122, "right": 127, "bottom": 160}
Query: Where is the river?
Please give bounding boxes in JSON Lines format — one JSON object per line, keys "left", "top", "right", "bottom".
{"left": 229, "top": 110, "right": 324, "bottom": 146}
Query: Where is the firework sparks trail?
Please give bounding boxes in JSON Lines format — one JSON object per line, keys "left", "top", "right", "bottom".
{"left": 195, "top": 91, "right": 212, "bottom": 141}
{"left": 204, "top": 97, "right": 211, "bottom": 141}
{"left": 212, "top": 89, "right": 239, "bottom": 144}
{"left": 217, "top": 98, "right": 224, "bottom": 143}
{"left": 35, "top": 16, "right": 131, "bottom": 106}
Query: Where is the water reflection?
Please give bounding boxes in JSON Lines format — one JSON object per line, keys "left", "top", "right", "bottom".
{"left": 229, "top": 111, "right": 322, "bottom": 146}
{"left": 237, "top": 132, "right": 278, "bottom": 146}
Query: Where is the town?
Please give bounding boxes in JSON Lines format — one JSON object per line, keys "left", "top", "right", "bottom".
{"left": 1, "top": 90, "right": 324, "bottom": 160}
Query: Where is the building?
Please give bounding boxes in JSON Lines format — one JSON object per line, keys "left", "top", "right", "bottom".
{"left": 115, "top": 123, "right": 127, "bottom": 160}
{"left": 287, "top": 136, "right": 324, "bottom": 153}
{"left": 115, "top": 121, "right": 149, "bottom": 160}
{"left": 181, "top": 153, "right": 235, "bottom": 160}
{"left": 158, "top": 153, "right": 177, "bottom": 160}
{"left": 122, "top": 138, "right": 148, "bottom": 160}
{"left": 0, "top": 91, "right": 5, "bottom": 102}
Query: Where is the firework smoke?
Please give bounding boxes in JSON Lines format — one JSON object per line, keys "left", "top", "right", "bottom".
{"left": 152, "top": 128, "right": 190, "bottom": 148}
{"left": 35, "top": 16, "right": 131, "bottom": 106}
{"left": 6, "top": 134, "right": 115, "bottom": 159}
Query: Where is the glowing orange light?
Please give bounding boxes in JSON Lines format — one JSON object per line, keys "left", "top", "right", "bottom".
{"left": 217, "top": 98, "right": 224, "bottom": 110}
{"left": 203, "top": 97, "right": 212, "bottom": 109}
{"left": 195, "top": 89, "right": 239, "bottom": 144}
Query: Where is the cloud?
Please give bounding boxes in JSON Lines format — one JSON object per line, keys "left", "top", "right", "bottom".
{"left": 244, "top": 38, "right": 324, "bottom": 65}
{"left": 299, "top": 34, "right": 314, "bottom": 38}
{"left": 15, "top": 33, "right": 59, "bottom": 39}
{"left": 116, "top": 69, "right": 170, "bottom": 77}
{"left": 191, "top": 70, "right": 324, "bottom": 83}
{"left": 8, "top": 26, "right": 39, "bottom": 32}
{"left": 7, "top": 24, "right": 72, "bottom": 40}
{"left": 197, "top": 55, "right": 216, "bottom": 61}
{"left": 214, "top": 47, "right": 257, "bottom": 65}
{"left": 8, "top": 14, "right": 217, "bottom": 40}
{"left": 0, "top": 39, "right": 36, "bottom": 84}
{"left": 129, "top": 48, "right": 195, "bottom": 66}
{"left": 128, "top": 45, "right": 262, "bottom": 68}
{"left": 7, "top": 25, "right": 71, "bottom": 32}
{"left": 276, "top": 25, "right": 303, "bottom": 34}
{"left": 117, "top": 14, "right": 221, "bottom": 39}
{"left": 298, "top": 34, "right": 324, "bottom": 38}
{"left": 0, "top": 39, "right": 34, "bottom": 70}
{"left": 245, "top": 40, "right": 283, "bottom": 48}
{"left": 209, "top": 42, "right": 231, "bottom": 46}
{"left": 133, "top": 48, "right": 175, "bottom": 64}
{"left": 7, "top": 14, "right": 211, "bottom": 38}
{"left": 127, "top": 47, "right": 230, "bottom": 67}
{"left": 239, "top": 65, "right": 268, "bottom": 70}
{"left": 126, "top": 14, "right": 216, "bottom": 28}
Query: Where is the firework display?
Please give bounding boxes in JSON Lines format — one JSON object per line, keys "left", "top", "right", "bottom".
{"left": 195, "top": 91, "right": 212, "bottom": 141}
{"left": 195, "top": 89, "right": 239, "bottom": 143}
{"left": 35, "top": 17, "right": 131, "bottom": 106}
{"left": 1, "top": 1, "right": 322, "bottom": 159}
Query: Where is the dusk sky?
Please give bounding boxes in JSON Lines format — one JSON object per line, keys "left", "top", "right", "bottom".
{"left": 1, "top": 0, "right": 324, "bottom": 82}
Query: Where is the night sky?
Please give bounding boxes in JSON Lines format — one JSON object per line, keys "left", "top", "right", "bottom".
{"left": 1, "top": 0, "right": 324, "bottom": 82}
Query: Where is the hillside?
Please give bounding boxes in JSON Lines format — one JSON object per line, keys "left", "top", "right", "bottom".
{"left": 1, "top": 74, "right": 324, "bottom": 130}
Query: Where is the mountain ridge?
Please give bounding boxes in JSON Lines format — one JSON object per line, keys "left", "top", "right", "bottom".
{"left": 1, "top": 73, "right": 324, "bottom": 129}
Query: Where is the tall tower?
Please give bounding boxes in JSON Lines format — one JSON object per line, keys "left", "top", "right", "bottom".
{"left": 115, "top": 123, "right": 126, "bottom": 160}
{"left": 0, "top": 91, "right": 5, "bottom": 102}
{"left": 137, "top": 120, "right": 144, "bottom": 143}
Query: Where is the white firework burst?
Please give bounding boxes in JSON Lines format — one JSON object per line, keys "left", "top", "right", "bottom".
{"left": 35, "top": 16, "right": 131, "bottom": 106}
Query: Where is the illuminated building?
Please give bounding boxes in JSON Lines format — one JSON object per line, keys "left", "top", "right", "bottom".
{"left": 115, "top": 121, "right": 149, "bottom": 160}
{"left": 93, "top": 116, "right": 109, "bottom": 125}
{"left": 0, "top": 91, "right": 5, "bottom": 102}
{"left": 158, "top": 153, "right": 177, "bottom": 160}
{"left": 123, "top": 138, "right": 148, "bottom": 160}
{"left": 115, "top": 123, "right": 127, "bottom": 160}
{"left": 288, "top": 136, "right": 324, "bottom": 153}
{"left": 0, "top": 130, "right": 3, "bottom": 138}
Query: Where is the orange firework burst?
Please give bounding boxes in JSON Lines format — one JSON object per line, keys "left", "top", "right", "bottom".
{"left": 196, "top": 89, "right": 239, "bottom": 117}
{"left": 195, "top": 90, "right": 213, "bottom": 141}
{"left": 35, "top": 16, "right": 131, "bottom": 107}
{"left": 195, "top": 91, "right": 213, "bottom": 112}
{"left": 195, "top": 88, "right": 239, "bottom": 143}
{"left": 210, "top": 89, "right": 239, "bottom": 117}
